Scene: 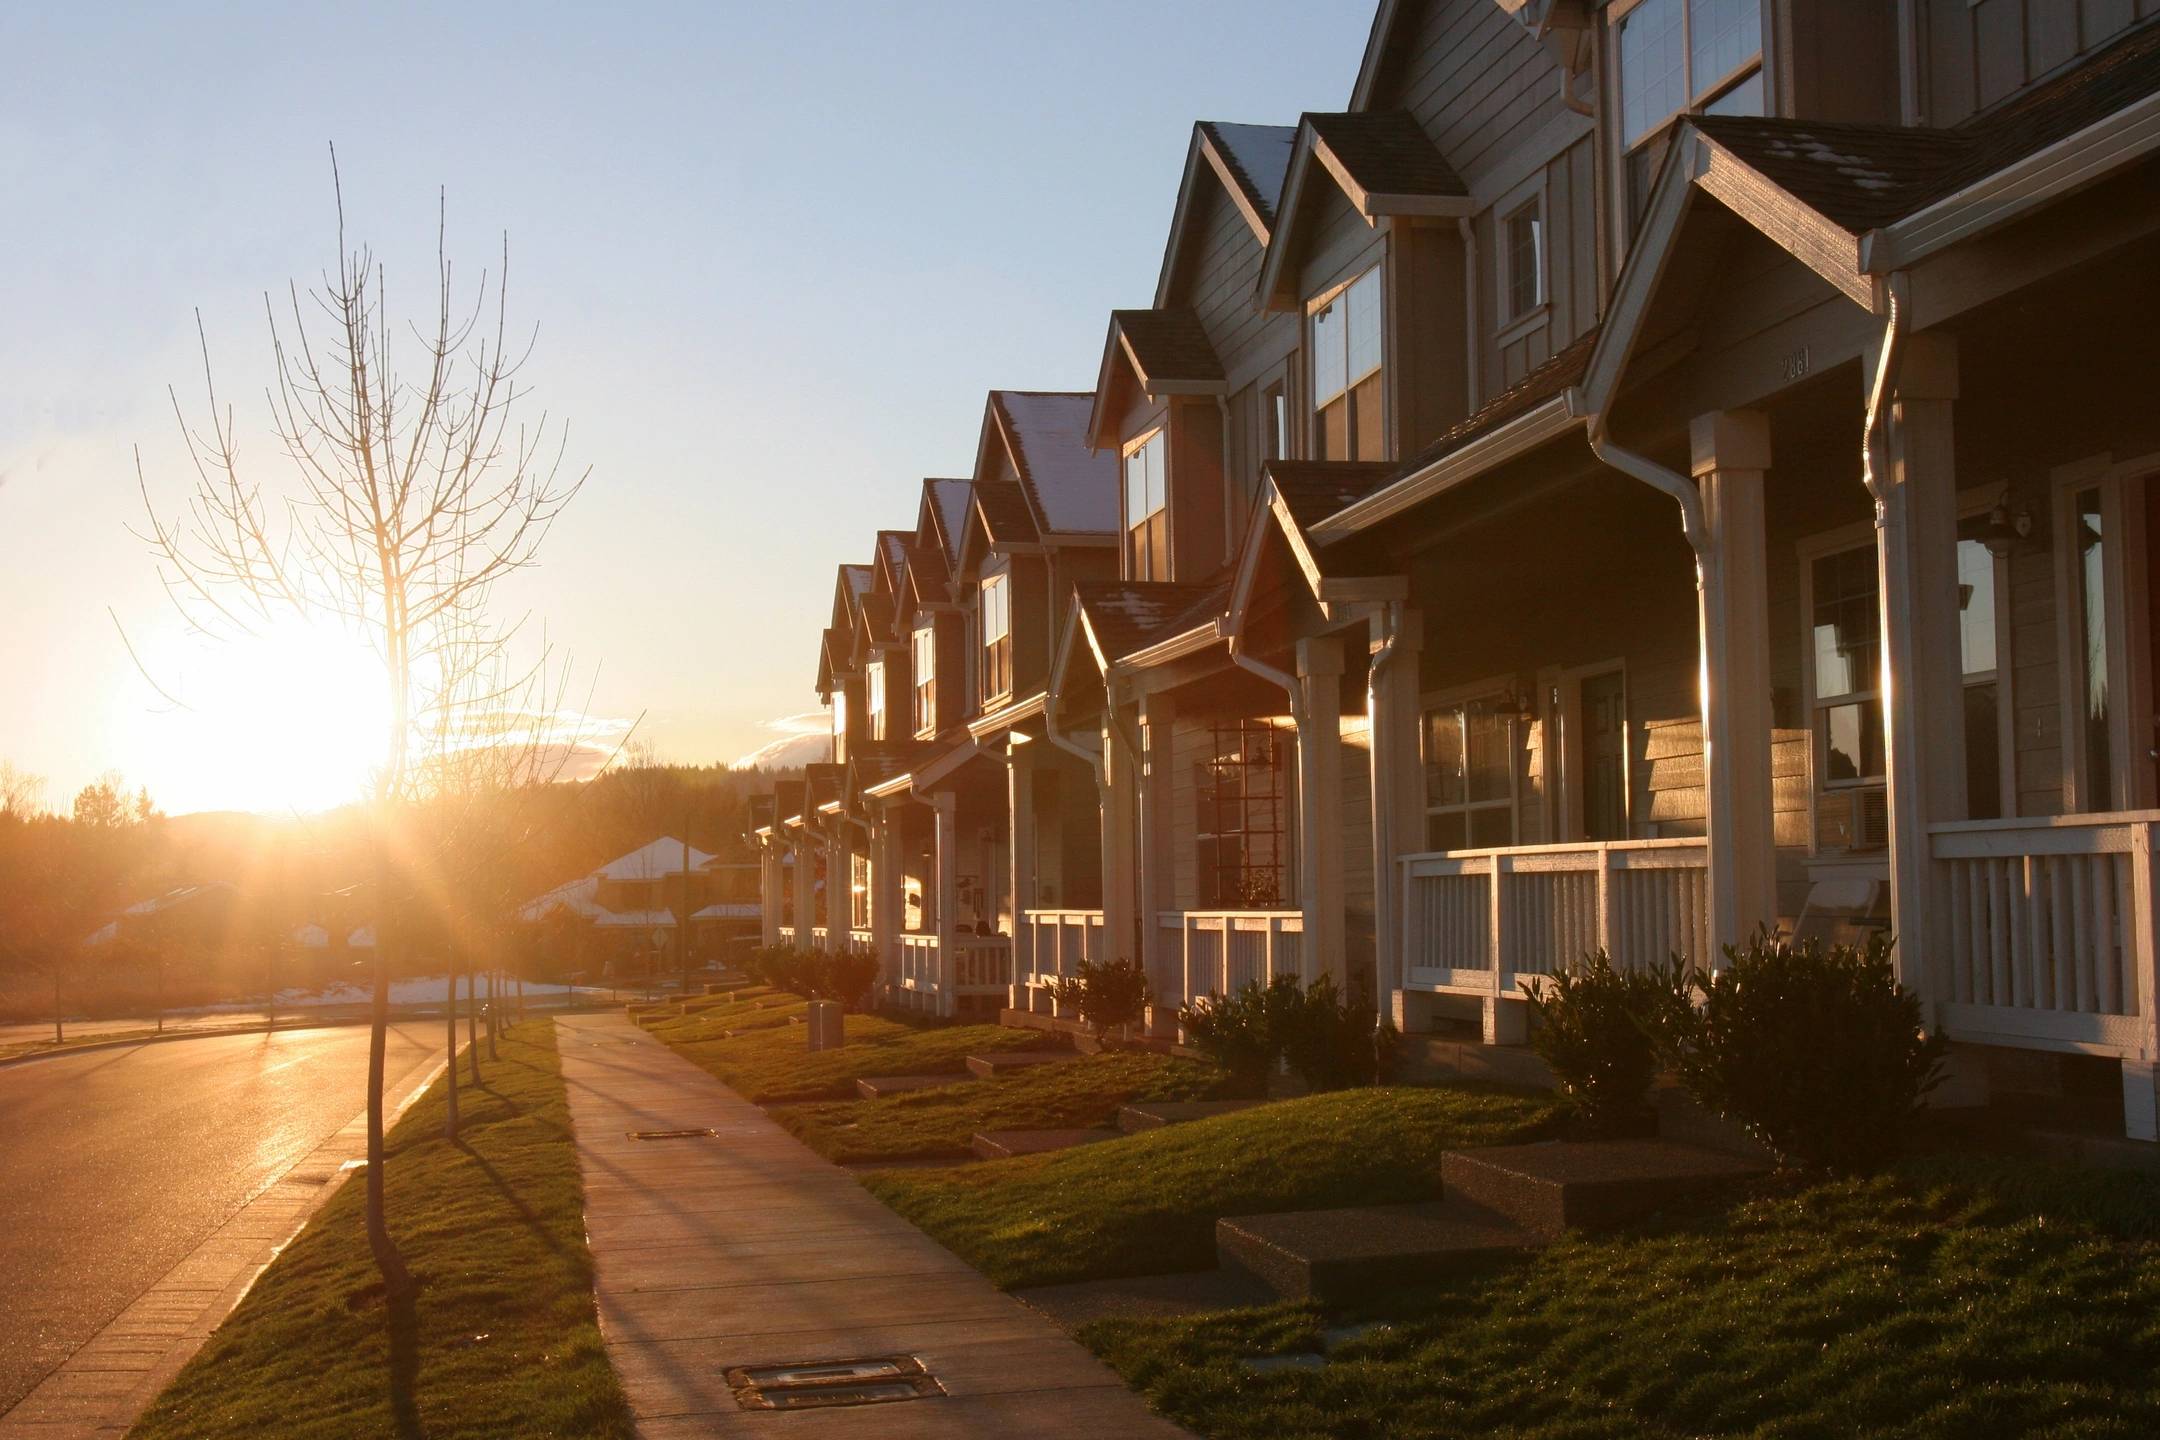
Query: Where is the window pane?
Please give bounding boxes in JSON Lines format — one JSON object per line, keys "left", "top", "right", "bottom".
{"left": 1346, "top": 270, "right": 1383, "bottom": 383}
{"left": 1690, "top": 0, "right": 1761, "bottom": 93}
{"left": 1505, "top": 205, "right": 1542, "bottom": 318}
{"left": 1426, "top": 811, "right": 1468, "bottom": 852}
{"left": 1964, "top": 682, "right": 2002, "bottom": 821}
{"left": 1812, "top": 547, "right": 1879, "bottom": 699}
{"left": 1425, "top": 709, "right": 1466, "bottom": 807}
{"left": 1350, "top": 374, "right": 1385, "bottom": 462}
{"left": 1703, "top": 67, "right": 1764, "bottom": 118}
{"left": 1956, "top": 537, "right": 1997, "bottom": 676}
{"left": 1319, "top": 394, "right": 1349, "bottom": 462}
{"left": 1312, "top": 299, "right": 1346, "bottom": 404}
{"left": 2076, "top": 488, "right": 2111, "bottom": 803}
{"left": 1620, "top": 0, "right": 1685, "bottom": 145}
{"left": 1823, "top": 699, "right": 1884, "bottom": 784}
{"left": 1469, "top": 805, "right": 1515, "bottom": 849}
{"left": 1267, "top": 388, "right": 1287, "bottom": 461}
{"left": 1125, "top": 448, "right": 1149, "bottom": 530}
{"left": 1465, "top": 707, "right": 1513, "bottom": 803}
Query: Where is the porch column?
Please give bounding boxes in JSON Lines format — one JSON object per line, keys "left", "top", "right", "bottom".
{"left": 1875, "top": 334, "right": 1965, "bottom": 1001}
{"left": 1138, "top": 688, "right": 1181, "bottom": 1015}
{"left": 1369, "top": 609, "right": 1425, "bottom": 1024}
{"left": 825, "top": 819, "right": 849, "bottom": 952}
{"left": 932, "top": 791, "right": 959, "bottom": 1019}
{"left": 870, "top": 806, "right": 899, "bottom": 998}
{"left": 1691, "top": 409, "right": 1780, "bottom": 944}
{"left": 788, "top": 830, "right": 811, "bottom": 947}
{"left": 1098, "top": 704, "right": 1140, "bottom": 1011}
{"left": 758, "top": 839, "right": 781, "bottom": 950}
{"left": 1008, "top": 734, "right": 1034, "bottom": 1013}
{"left": 1296, "top": 637, "right": 1347, "bottom": 990}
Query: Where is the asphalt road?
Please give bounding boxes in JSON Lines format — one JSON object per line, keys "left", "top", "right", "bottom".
{"left": 0, "top": 1023, "right": 441, "bottom": 1413}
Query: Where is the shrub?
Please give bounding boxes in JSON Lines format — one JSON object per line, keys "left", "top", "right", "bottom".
{"left": 1676, "top": 932, "right": 1945, "bottom": 1174}
{"left": 1278, "top": 974, "right": 1382, "bottom": 1092}
{"left": 1521, "top": 951, "right": 1692, "bottom": 1135}
{"left": 821, "top": 947, "right": 881, "bottom": 1011}
{"left": 1178, "top": 977, "right": 1297, "bottom": 1098}
{"left": 1048, "top": 956, "right": 1152, "bottom": 1040}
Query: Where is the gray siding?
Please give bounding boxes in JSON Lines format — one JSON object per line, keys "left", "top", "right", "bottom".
{"left": 1921, "top": 0, "right": 2156, "bottom": 125}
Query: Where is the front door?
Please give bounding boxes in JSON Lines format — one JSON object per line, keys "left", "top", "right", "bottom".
{"left": 1582, "top": 671, "right": 1628, "bottom": 841}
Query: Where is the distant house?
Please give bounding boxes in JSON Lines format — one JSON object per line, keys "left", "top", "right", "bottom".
{"left": 82, "top": 882, "right": 239, "bottom": 952}
{"left": 515, "top": 838, "right": 761, "bottom": 977}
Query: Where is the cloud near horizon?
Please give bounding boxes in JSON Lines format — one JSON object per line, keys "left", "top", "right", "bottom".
{"left": 731, "top": 712, "right": 833, "bottom": 771}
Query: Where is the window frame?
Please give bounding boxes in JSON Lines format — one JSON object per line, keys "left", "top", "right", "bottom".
{"left": 1121, "top": 425, "right": 1170, "bottom": 582}
{"left": 978, "top": 567, "right": 1013, "bottom": 707}
{"left": 1798, "top": 524, "right": 1886, "bottom": 802}
{"left": 1498, "top": 195, "right": 1548, "bottom": 333}
{"left": 2051, "top": 456, "right": 2155, "bottom": 813}
{"left": 1609, "top": 0, "right": 1767, "bottom": 235}
{"left": 1306, "top": 264, "right": 1386, "bottom": 463}
{"left": 1419, "top": 677, "right": 1525, "bottom": 854}
{"left": 864, "top": 656, "right": 886, "bottom": 743}
{"left": 910, "top": 622, "right": 938, "bottom": 739}
{"left": 1193, "top": 720, "right": 1293, "bottom": 909}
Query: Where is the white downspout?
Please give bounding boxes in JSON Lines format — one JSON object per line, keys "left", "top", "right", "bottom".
{"left": 1367, "top": 599, "right": 1406, "bottom": 1023}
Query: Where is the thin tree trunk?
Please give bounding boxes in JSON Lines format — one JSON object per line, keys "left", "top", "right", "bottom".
{"left": 467, "top": 967, "right": 481, "bottom": 1085}
{"left": 52, "top": 970, "right": 62, "bottom": 1046}
{"left": 487, "top": 967, "right": 499, "bottom": 1059}
{"left": 364, "top": 833, "right": 412, "bottom": 1297}
{"left": 444, "top": 948, "right": 460, "bottom": 1140}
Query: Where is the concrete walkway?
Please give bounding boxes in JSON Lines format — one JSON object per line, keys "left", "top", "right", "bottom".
{"left": 557, "top": 1013, "right": 1188, "bottom": 1438}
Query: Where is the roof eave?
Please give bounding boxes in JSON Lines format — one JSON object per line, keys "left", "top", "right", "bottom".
{"left": 1310, "top": 392, "right": 1586, "bottom": 541}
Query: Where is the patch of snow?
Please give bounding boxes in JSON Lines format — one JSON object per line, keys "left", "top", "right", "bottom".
{"left": 996, "top": 393, "right": 1119, "bottom": 534}
{"left": 1207, "top": 122, "right": 1296, "bottom": 217}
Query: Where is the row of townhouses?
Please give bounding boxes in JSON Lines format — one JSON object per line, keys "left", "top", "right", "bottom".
{"left": 752, "top": 0, "right": 2160, "bottom": 1140}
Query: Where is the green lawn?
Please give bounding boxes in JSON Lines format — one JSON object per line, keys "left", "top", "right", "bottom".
{"left": 131, "top": 1020, "right": 634, "bottom": 1440}
{"left": 645, "top": 1008, "right": 1050, "bottom": 1103}
{"left": 773, "top": 1051, "right": 1226, "bottom": 1163}
{"left": 1080, "top": 1153, "right": 2160, "bottom": 1440}
{"left": 864, "top": 1084, "right": 1558, "bottom": 1288}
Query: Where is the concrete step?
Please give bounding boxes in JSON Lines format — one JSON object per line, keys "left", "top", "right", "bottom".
{"left": 965, "top": 1049, "right": 1072, "bottom": 1078}
{"left": 1117, "top": 1099, "right": 1266, "bottom": 1133}
{"left": 1441, "top": 1138, "right": 1767, "bottom": 1240}
{"left": 855, "top": 1074, "right": 965, "bottom": 1100}
{"left": 971, "top": 1127, "right": 1119, "bottom": 1160}
{"left": 1216, "top": 1198, "right": 1539, "bottom": 1301}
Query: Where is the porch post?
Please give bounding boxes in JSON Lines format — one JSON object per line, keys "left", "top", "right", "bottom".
{"left": 870, "top": 806, "right": 899, "bottom": 999}
{"left": 758, "top": 839, "right": 781, "bottom": 950}
{"left": 1296, "top": 636, "right": 1347, "bottom": 990}
{"left": 1691, "top": 409, "right": 1780, "bottom": 945}
{"left": 1098, "top": 704, "right": 1139, "bottom": 1001}
{"left": 788, "top": 829, "right": 811, "bottom": 947}
{"left": 1008, "top": 733, "right": 1034, "bottom": 1013}
{"left": 825, "top": 818, "right": 849, "bottom": 953}
{"left": 1369, "top": 609, "right": 1425, "bottom": 1024}
{"left": 1139, "top": 688, "right": 1181, "bottom": 1014}
{"left": 932, "top": 791, "right": 960, "bottom": 1018}
{"left": 1876, "top": 334, "right": 1965, "bottom": 1001}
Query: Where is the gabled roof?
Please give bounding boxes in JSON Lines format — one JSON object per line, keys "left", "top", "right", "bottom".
{"left": 1155, "top": 120, "right": 1299, "bottom": 309}
{"left": 980, "top": 391, "right": 1119, "bottom": 536}
{"left": 803, "top": 762, "right": 843, "bottom": 815}
{"left": 900, "top": 534, "right": 951, "bottom": 620}
{"left": 870, "top": 528, "right": 913, "bottom": 640}
{"left": 748, "top": 793, "right": 776, "bottom": 833}
{"left": 1088, "top": 308, "right": 1229, "bottom": 448}
{"left": 1069, "top": 579, "right": 1227, "bottom": 672}
{"left": 1257, "top": 110, "right": 1472, "bottom": 309}
{"left": 597, "top": 837, "right": 719, "bottom": 881}
{"left": 772, "top": 778, "right": 807, "bottom": 827}
{"left": 1224, "top": 461, "right": 1399, "bottom": 630}
{"left": 973, "top": 478, "right": 1041, "bottom": 548}
{"left": 921, "top": 478, "right": 974, "bottom": 569}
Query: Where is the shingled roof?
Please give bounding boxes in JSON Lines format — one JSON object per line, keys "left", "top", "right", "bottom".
{"left": 989, "top": 391, "right": 1119, "bottom": 535}
{"left": 1265, "top": 461, "right": 1400, "bottom": 533}
{"left": 1073, "top": 580, "right": 1227, "bottom": 665}
{"left": 973, "top": 477, "right": 1041, "bottom": 546}
{"left": 1111, "top": 308, "right": 1226, "bottom": 387}
{"left": 1694, "top": 17, "right": 2160, "bottom": 234}
{"left": 1305, "top": 110, "right": 1468, "bottom": 201}
{"left": 1200, "top": 121, "right": 1296, "bottom": 230}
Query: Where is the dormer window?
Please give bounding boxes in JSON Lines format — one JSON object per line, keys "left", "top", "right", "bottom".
{"left": 1503, "top": 201, "right": 1545, "bottom": 321}
{"left": 911, "top": 624, "right": 937, "bottom": 738}
{"left": 1123, "top": 428, "right": 1169, "bottom": 581}
{"left": 979, "top": 571, "right": 1012, "bottom": 704}
{"left": 1616, "top": 0, "right": 1763, "bottom": 225}
{"left": 865, "top": 658, "right": 886, "bottom": 743}
{"left": 1310, "top": 268, "right": 1383, "bottom": 462}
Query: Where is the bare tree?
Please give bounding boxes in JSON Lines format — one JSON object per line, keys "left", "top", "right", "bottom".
{"left": 0, "top": 762, "right": 45, "bottom": 820}
{"left": 134, "top": 152, "right": 587, "bottom": 1298}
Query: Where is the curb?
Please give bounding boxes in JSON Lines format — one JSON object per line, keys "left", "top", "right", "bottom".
{"left": 0, "top": 1003, "right": 605, "bottom": 1070}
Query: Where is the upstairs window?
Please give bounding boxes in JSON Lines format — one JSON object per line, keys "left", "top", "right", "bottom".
{"left": 979, "top": 571, "right": 1012, "bottom": 704}
{"left": 1617, "top": 0, "right": 1762, "bottom": 225}
{"left": 1503, "top": 200, "right": 1545, "bottom": 321}
{"left": 1123, "top": 429, "right": 1169, "bottom": 581}
{"left": 864, "top": 658, "right": 886, "bottom": 743}
{"left": 911, "top": 624, "right": 937, "bottom": 737}
{"left": 1310, "top": 267, "right": 1384, "bottom": 462}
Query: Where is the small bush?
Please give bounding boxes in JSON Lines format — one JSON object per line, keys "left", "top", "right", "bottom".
{"left": 1049, "top": 956, "right": 1152, "bottom": 1040}
{"left": 1522, "top": 951, "right": 1692, "bottom": 1135}
{"left": 820, "top": 947, "right": 881, "bottom": 1010}
{"left": 1179, "top": 977, "right": 1296, "bottom": 1098}
{"left": 744, "top": 945, "right": 878, "bottom": 1010}
{"left": 1676, "top": 932, "right": 1945, "bottom": 1174}
{"left": 1279, "top": 974, "right": 1382, "bottom": 1092}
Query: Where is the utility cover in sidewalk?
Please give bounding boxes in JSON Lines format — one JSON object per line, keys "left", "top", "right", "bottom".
{"left": 625, "top": 1127, "right": 720, "bottom": 1140}
{"left": 726, "top": 1355, "right": 942, "bottom": 1410}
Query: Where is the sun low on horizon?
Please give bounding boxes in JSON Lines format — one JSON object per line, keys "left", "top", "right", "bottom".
{"left": 119, "top": 611, "right": 392, "bottom": 817}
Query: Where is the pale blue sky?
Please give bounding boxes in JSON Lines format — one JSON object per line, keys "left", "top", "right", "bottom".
{"left": 0, "top": 1, "right": 1374, "bottom": 815}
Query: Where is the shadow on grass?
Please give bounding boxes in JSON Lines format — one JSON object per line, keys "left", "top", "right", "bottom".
{"left": 387, "top": 1285, "right": 423, "bottom": 1440}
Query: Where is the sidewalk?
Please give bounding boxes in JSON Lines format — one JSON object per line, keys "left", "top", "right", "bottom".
{"left": 557, "top": 1013, "right": 1189, "bottom": 1438}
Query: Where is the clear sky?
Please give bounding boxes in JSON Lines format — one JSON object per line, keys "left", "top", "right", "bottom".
{"left": 0, "top": 1, "right": 1375, "bottom": 817}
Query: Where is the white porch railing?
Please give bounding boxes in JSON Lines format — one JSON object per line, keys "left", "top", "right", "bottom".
{"left": 809, "top": 925, "right": 830, "bottom": 951}
{"left": 1155, "top": 910, "right": 1303, "bottom": 1010}
{"left": 1929, "top": 813, "right": 2159, "bottom": 1058}
{"left": 1400, "top": 839, "right": 1711, "bottom": 997}
{"left": 848, "top": 928, "right": 873, "bottom": 951}
{"left": 895, "top": 932, "right": 1015, "bottom": 1012}
{"left": 776, "top": 925, "right": 796, "bottom": 946}
{"left": 1020, "top": 909, "right": 1107, "bottom": 999}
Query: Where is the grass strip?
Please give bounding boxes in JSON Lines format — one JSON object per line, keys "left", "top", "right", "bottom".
{"left": 865, "top": 1083, "right": 1558, "bottom": 1288}
{"left": 647, "top": 1010, "right": 1049, "bottom": 1103}
{"left": 774, "top": 1051, "right": 1224, "bottom": 1163}
{"left": 131, "top": 1020, "right": 635, "bottom": 1440}
{"left": 1079, "top": 1153, "right": 2160, "bottom": 1440}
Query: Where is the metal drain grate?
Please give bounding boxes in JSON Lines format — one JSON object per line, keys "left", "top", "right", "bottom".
{"left": 625, "top": 1128, "right": 720, "bottom": 1141}
{"left": 726, "top": 1355, "right": 942, "bottom": 1411}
